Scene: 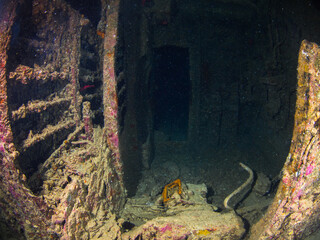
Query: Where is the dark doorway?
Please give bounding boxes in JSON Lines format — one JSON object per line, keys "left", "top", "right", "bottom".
{"left": 152, "top": 46, "right": 190, "bottom": 141}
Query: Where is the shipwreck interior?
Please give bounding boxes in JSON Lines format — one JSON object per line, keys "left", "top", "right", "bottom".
{"left": 2, "top": 0, "right": 320, "bottom": 239}
{"left": 116, "top": 0, "right": 320, "bottom": 232}
{"left": 118, "top": 0, "right": 320, "bottom": 201}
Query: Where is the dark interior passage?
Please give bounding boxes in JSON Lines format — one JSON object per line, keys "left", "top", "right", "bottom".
{"left": 152, "top": 46, "right": 190, "bottom": 141}
{"left": 117, "top": 0, "right": 320, "bottom": 202}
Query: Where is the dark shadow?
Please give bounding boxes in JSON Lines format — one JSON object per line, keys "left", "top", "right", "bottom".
{"left": 65, "top": 0, "right": 101, "bottom": 27}
{"left": 152, "top": 46, "right": 190, "bottom": 141}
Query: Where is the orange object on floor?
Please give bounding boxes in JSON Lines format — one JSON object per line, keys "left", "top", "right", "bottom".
{"left": 97, "top": 30, "right": 105, "bottom": 39}
{"left": 162, "top": 179, "right": 182, "bottom": 203}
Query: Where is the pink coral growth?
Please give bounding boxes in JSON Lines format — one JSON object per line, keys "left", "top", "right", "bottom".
{"left": 305, "top": 163, "right": 315, "bottom": 176}
{"left": 160, "top": 224, "right": 172, "bottom": 234}
{"left": 84, "top": 117, "right": 93, "bottom": 140}
{"left": 282, "top": 177, "right": 290, "bottom": 185}
{"left": 108, "top": 133, "right": 119, "bottom": 148}
{"left": 0, "top": 142, "right": 5, "bottom": 153}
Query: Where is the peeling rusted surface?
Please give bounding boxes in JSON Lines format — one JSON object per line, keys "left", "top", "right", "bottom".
{"left": 0, "top": 1, "right": 125, "bottom": 238}
{"left": 103, "top": 0, "right": 126, "bottom": 211}
{"left": 0, "top": 1, "right": 53, "bottom": 239}
{"left": 250, "top": 40, "right": 320, "bottom": 240}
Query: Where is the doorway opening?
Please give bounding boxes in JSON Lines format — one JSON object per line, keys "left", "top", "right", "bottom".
{"left": 152, "top": 46, "right": 190, "bottom": 142}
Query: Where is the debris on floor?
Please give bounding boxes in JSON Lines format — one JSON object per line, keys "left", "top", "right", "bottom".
{"left": 121, "top": 182, "right": 246, "bottom": 239}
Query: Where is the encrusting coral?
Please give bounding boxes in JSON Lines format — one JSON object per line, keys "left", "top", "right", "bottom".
{"left": 250, "top": 40, "right": 320, "bottom": 239}
{"left": 0, "top": 1, "right": 126, "bottom": 238}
